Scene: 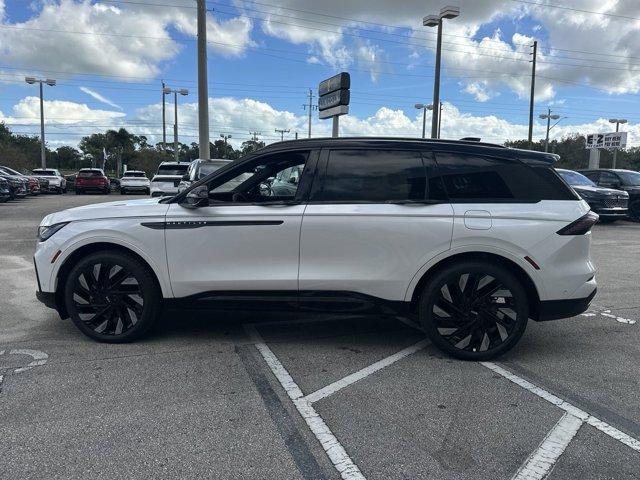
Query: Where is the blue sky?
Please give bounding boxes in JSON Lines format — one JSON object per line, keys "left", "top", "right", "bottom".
{"left": 1, "top": 0, "right": 640, "bottom": 148}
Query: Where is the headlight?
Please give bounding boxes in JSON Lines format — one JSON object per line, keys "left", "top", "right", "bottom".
{"left": 37, "top": 222, "right": 69, "bottom": 242}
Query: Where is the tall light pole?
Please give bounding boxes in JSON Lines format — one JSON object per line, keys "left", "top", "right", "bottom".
{"left": 25, "top": 77, "right": 56, "bottom": 169}
{"left": 161, "top": 81, "right": 167, "bottom": 151}
{"left": 275, "top": 128, "right": 290, "bottom": 141}
{"left": 197, "top": 0, "right": 210, "bottom": 160}
{"left": 220, "top": 134, "right": 232, "bottom": 158}
{"left": 539, "top": 108, "right": 560, "bottom": 152}
{"left": 415, "top": 103, "right": 428, "bottom": 139}
{"left": 423, "top": 6, "right": 459, "bottom": 139}
{"left": 609, "top": 118, "right": 627, "bottom": 168}
{"left": 163, "top": 87, "right": 189, "bottom": 162}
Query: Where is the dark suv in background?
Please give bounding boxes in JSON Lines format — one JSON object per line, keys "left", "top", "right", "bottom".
{"left": 557, "top": 169, "right": 628, "bottom": 222}
{"left": 580, "top": 169, "right": 640, "bottom": 220}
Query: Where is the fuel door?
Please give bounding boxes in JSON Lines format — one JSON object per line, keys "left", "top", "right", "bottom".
{"left": 464, "top": 210, "right": 492, "bottom": 230}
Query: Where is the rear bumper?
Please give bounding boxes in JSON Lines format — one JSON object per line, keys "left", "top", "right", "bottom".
{"left": 537, "top": 288, "right": 597, "bottom": 321}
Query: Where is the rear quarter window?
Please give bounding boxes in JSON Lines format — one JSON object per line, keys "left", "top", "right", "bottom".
{"left": 434, "top": 152, "right": 578, "bottom": 202}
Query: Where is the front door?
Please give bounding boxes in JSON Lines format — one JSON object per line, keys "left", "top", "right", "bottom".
{"left": 165, "top": 150, "right": 314, "bottom": 298}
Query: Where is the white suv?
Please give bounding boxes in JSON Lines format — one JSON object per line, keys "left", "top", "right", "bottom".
{"left": 34, "top": 138, "right": 597, "bottom": 360}
{"left": 119, "top": 170, "right": 150, "bottom": 195}
{"left": 150, "top": 162, "right": 190, "bottom": 197}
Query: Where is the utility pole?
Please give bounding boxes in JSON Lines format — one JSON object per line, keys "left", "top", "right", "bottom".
{"left": 162, "top": 80, "right": 167, "bottom": 151}
{"left": 197, "top": 0, "right": 210, "bottom": 160}
{"left": 540, "top": 108, "right": 561, "bottom": 153}
{"left": 295, "top": 132, "right": 298, "bottom": 140}
{"left": 249, "top": 131, "right": 261, "bottom": 142}
{"left": 528, "top": 41, "right": 537, "bottom": 149}
{"left": 302, "top": 89, "right": 316, "bottom": 138}
{"left": 275, "top": 128, "right": 290, "bottom": 141}
{"left": 25, "top": 77, "right": 56, "bottom": 168}
{"left": 437, "top": 102, "right": 443, "bottom": 139}
{"left": 220, "top": 134, "right": 232, "bottom": 158}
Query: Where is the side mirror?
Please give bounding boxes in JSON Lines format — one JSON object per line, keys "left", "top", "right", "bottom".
{"left": 181, "top": 185, "right": 209, "bottom": 209}
{"left": 182, "top": 174, "right": 190, "bottom": 181}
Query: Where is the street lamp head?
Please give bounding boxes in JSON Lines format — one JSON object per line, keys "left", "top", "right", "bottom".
{"left": 609, "top": 118, "right": 627, "bottom": 124}
{"left": 415, "top": 103, "right": 425, "bottom": 109}
{"left": 423, "top": 14, "right": 440, "bottom": 27}
{"left": 25, "top": 77, "right": 36, "bottom": 84}
{"left": 45, "top": 79, "right": 56, "bottom": 86}
{"left": 179, "top": 89, "right": 189, "bottom": 96}
{"left": 427, "top": 104, "right": 435, "bottom": 111}
{"left": 162, "top": 87, "right": 171, "bottom": 95}
{"left": 539, "top": 114, "right": 548, "bottom": 119}
{"left": 620, "top": 119, "right": 628, "bottom": 124}
{"left": 550, "top": 114, "right": 560, "bottom": 120}
{"left": 440, "top": 6, "right": 460, "bottom": 19}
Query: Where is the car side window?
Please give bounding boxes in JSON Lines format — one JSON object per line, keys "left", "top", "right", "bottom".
{"left": 581, "top": 171, "right": 600, "bottom": 183}
{"left": 312, "top": 149, "right": 427, "bottom": 203}
{"left": 434, "top": 152, "right": 572, "bottom": 202}
{"left": 207, "top": 151, "right": 309, "bottom": 204}
{"left": 599, "top": 171, "right": 620, "bottom": 187}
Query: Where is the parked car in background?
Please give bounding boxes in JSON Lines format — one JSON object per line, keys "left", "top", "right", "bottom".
{"left": 35, "top": 137, "right": 597, "bottom": 360}
{"left": 0, "top": 165, "right": 41, "bottom": 195}
{"left": 0, "top": 171, "right": 28, "bottom": 198}
{"left": 580, "top": 169, "right": 640, "bottom": 221}
{"left": 557, "top": 169, "right": 629, "bottom": 223}
{"left": 150, "top": 161, "right": 190, "bottom": 197}
{"left": 32, "top": 168, "right": 67, "bottom": 193}
{"left": 120, "top": 170, "right": 150, "bottom": 195}
{"left": 177, "top": 159, "right": 229, "bottom": 193}
{"left": 0, "top": 177, "right": 10, "bottom": 202}
{"left": 75, "top": 168, "right": 110, "bottom": 195}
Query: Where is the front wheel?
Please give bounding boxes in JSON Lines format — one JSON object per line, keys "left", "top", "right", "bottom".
{"left": 419, "top": 261, "right": 529, "bottom": 360}
{"left": 64, "top": 251, "right": 162, "bottom": 342}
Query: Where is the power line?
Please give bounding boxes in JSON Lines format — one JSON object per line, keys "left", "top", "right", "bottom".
{"left": 506, "top": 0, "right": 640, "bottom": 22}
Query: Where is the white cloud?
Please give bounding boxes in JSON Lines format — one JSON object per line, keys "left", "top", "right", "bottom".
{"left": 0, "top": 96, "right": 125, "bottom": 125}
{"left": 463, "top": 82, "right": 497, "bottom": 102}
{"left": 79, "top": 87, "right": 122, "bottom": 110}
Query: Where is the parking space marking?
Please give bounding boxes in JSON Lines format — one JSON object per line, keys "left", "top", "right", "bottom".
{"left": 244, "top": 324, "right": 366, "bottom": 480}
{"left": 581, "top": 309, "right": 637, "bottom": 325}
{"left": 512, "top": 413, "right": 583, "bottom": 480}
{"left": 481, "top": 362, "right": 640, "bottom": 453}
{"left": 304, "top": 340, "right": 429, "bottom": 404}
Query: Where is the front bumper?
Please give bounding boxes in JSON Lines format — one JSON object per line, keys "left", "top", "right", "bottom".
{"left": 36, "top": 290, "right": 58, "bottom": 310}
{"left": 537, "top": 288, "right": 597, "bottom": 321}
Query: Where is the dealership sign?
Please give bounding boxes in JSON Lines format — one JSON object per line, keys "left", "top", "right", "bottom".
{"left": 319, "top": 72, "right": 350, "bottom": 120}
{"left": 586, "top": 132, "right": 627, "bottom": 149}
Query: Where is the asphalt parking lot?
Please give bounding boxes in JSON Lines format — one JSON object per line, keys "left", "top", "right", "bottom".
{"left": 1, "top": 194, "right": 640, "bottom": 480}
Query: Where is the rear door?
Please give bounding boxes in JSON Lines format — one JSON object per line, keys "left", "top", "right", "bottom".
{"left": 299, "top": 147, "right": 454, "bottom": 302}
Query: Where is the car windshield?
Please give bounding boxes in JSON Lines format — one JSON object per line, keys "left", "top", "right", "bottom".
{"left": 33, "top": 170, "right": 57, "bottom": 176}
{"left": 617, "top": 170, "right": 640, "bottom": 186}
{"left": 198, "top": 162, "right": 228, "bottom": 179}
{"left": 0, "top": 166, "right": 22, "bottom": 176}
{"left": 124, "top": 172, "right": 146, "bottom": 178}
{"left": 157, "top": 165, "right": 189, "bottom": 176}
{"left": 78, "top": 170, "right": 103, "bottom": 178}
{"left": 558, "top": 170, "right": 595, "bottom": 187}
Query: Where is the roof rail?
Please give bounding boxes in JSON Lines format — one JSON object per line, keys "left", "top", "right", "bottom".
{"left": 459, "top": 137, "right": 481, "bottom": 142}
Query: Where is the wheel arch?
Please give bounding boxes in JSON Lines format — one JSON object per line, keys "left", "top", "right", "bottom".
{"left": 407, "top": 251, "right": 541, "bottom": 321}
{"left": 54, "top": 242, "right": 165, "bottom": 319}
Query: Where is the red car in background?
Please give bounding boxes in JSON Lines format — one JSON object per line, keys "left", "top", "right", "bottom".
{"left": 0, "top": 165, "right": 42, "bottom": 195}
{"left": 75, "top": 168, "right": 110, "bottom": 195}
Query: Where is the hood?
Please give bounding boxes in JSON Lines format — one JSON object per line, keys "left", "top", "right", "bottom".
{"left": 41, "top": 197, "right": 170, "bottom": 225}
{"left": 572, "top": 185, "right": 629, "bottom": 197}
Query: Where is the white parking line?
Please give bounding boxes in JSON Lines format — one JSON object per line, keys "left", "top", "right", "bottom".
{"left": 511, "top": 413, "right": 583, "bottom": 480}
{"left": 304, "top": 340, "right": 429, "bottom": 404}
{"left": 481, "top": 362, "right": 640, "bottom": 453}
{"left": 243, "top": 324, "right": 366, "bottom": 480}
{"left": 581, "top": 309, "right": 636, "bottom": 325}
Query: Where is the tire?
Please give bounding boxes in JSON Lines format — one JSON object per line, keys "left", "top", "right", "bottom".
{"left": 120, "top": 189, "right": 126, "bottom": 195}
{"left": 419, "top": 260, "right": 529, "bottom": 361}
{"left": 146, "top": 188, "right": 150, "bottom": 196}
{"left": 629, "top": 200, "right": 640, "bottom": 222}
{"left": 75, "top": 189, "right": 82, "bottom": 195}
{"left": 63, "top": 251, "right": 162, "bottom": 343}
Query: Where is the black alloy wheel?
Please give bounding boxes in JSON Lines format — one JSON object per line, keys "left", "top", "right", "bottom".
{"left": 419, "top": 261, "right": 529, "bottom": 360}
{"left": 64, "top": 251, "right": 161, "bottom": 342}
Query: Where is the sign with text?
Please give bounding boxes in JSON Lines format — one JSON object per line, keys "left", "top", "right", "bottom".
{"left": 586, "top": 132, "right": 628, "bottom": 149}
{"left": 318, "top": 89, "right": 350, "bottom": 111}
{"left": 319, "top": 72, "right": 350, "bottom": 98}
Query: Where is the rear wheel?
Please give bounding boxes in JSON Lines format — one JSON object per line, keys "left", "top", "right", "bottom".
{"left": 419, "top": 261, "right": 529, "bottom": 360}
{"left": 75, "top": 189, "right": 82, "bottom": 195}
{"left": 64, "top": 251, "right": 161, "bottom": 342}
{"left": 120, "top": 188, "right": 126, "bottom": 195}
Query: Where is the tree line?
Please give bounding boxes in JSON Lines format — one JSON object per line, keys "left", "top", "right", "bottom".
{"left": 0, "top": 123, "right": 265, "bottom": 175}
{"left": 2, "top": 122, "right": 640, "bottom": 175}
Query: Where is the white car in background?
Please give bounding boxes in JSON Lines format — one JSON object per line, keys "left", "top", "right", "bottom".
{"left": 119, "top": 170, "right": 150, "bottom": 195}
{"left": 31, "top": 168, "right": 67, "bottom": 193}
{"left": 177, "top": 159, "right": 230, "bottom": 193}
{"left": 150, "top": 162, "right": 190, "bottom": 197}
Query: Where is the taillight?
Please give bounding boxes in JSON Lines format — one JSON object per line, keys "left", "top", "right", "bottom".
{"left": 557, "top": 211, "right": 599, "bottom": 235}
